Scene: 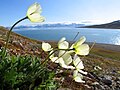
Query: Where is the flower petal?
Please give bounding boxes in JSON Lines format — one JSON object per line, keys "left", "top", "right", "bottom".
{"left": 42, "top": 42, "right": 52, "bottom": 51}
{"left": 27, "top": 3, "right": 42, "bottom": 16}
{"left": 28, "top": 13, "right": 45, "bottom": 22}
{"left": 59, "top": 50, "right": 72, "bottom": 65}
{"left": 58, "top": 58, "right": 75, "bottom": 69}
{"left": 77, "top": 69, "right": 87, "bottom": 75}
{"left": 74, "top": 76, "right": 85, "bottom": 83}
{"left": 73, "top": 70, "right": 85, "bottom": 83}
{"left": 49, "top": 51, "right": 59, "bottom": 63}
{"left": 27, "top": 3, "right": 45, "bottom": 23}
{"left": 58, "top": 50, "right": 65, "bottom": 57}
{"left": 50, "top": 57, "right": 59, "bottom": 63}
{"left": 58, "top": 37, "right": 69, "bottom": 49}
{"left": 73, "top": 36, "right": 86, "bottom": 48}
{"left": 75, "top": 44, "right": 89, "bottom": 55}
{"left": 73, "top": 54, "right": 84, "bottom": 69}
{"left": 58, "top": 37, "right": 66, "bottom": 44}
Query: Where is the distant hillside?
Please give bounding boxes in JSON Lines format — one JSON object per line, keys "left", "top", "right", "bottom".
{"left": 11, "top": 23, "right": 84, "bottom": 29}
{"left": 81, "top": 20, "right": 120, "bottom": 29}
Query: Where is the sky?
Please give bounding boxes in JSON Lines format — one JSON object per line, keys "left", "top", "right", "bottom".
{"left": 1, "top": 0, "right": 120, "bottom": 26}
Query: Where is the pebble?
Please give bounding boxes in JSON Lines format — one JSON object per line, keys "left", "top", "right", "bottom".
{"left": 102, "top": 79, "right": 112, "bottom": 86}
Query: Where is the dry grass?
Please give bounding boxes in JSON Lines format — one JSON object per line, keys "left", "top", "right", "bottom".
{"left": 91, "top": 46, "right": 120, "bottom": 60}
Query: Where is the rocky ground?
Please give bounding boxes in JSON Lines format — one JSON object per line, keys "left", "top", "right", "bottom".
{"left": 0, "top": 26, "right": 120, "bottom": 90}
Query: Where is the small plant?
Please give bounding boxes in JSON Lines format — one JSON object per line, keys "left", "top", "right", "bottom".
{"left": 0, "top": 48, "right": 57, "bottom": 90}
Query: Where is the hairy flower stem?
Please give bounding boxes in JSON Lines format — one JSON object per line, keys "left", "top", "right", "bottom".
{"left": 3, "top": 16, "right": 28, "bottom": 56}
{"left": 41, "top": 49, "right": 57, "bottom": 66}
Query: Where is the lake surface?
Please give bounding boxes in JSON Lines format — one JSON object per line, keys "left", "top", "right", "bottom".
{"left": 13, "top": 28, "right": 120, "bottom": 45}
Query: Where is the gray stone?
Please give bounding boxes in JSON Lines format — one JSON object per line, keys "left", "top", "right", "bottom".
{"left": 102, "top": 79, "right": 112, "bottom": 86}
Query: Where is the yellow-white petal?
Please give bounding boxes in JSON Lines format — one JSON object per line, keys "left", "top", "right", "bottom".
{"left": 42, "top": 42, "right": 52, "bottom": 51}
{"left": 58, "top": 37, "right": 66, "bottom": 44}
{"left": 50, "top": 57, "right": 59, "bottom": 63}
{"left": 77, "top": 69, "right": 87, "bottom": 75}
{"left": 49, "top": 51, "right": 59, "bottom": 63}
{"left": 73, "top": 70, "right": 85, "bottom": 83}
{"left": 28, "top": 14, "right": 45, "bottom": 22}
{"left": 27, "top": 3, "right": 42, "bottom": 16}
{"left": 58, "top": 37, "right": 69, "bottom": 49}
{"left": 59, "top": 50, "right": 72, "bottom": 65}
{"left": 49, "top": 50, "right": 54, "bottom": 59}
{"left": 63, "top": 53, "right": 72, "bottom": 65}
{"left": 58, "top": 58, "right": 75, "bottom": 69}
{"left": 73, "top": 36, "right": 86, "bottom": 48}
{"left": 58, "top": 50, "right": 65, "bottom": 57}
{"left": 74, "top": 76, "right": 85, "bottom": 83}
{"left": 75, "top": 44, "right": 89, "bottom": 55}
{"left": 27, "top": 3, "right": 45, "bottom": 22}
{"left": 73, "top": 54, "right": 84, "bottom": 69}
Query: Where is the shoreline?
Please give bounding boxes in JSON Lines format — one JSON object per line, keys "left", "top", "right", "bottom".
{"left": 79, "top": 27, "right": 120, "bottom": 30}
{"left": 45, "top": 40, "right": 120, "bottom": 52}
{"left": 87, "top": 42, "right": 120, "bottom": 52}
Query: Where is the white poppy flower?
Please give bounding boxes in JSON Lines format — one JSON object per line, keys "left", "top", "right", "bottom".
{"left": 27, "top": 2, "right": 45, "bottom": 22}
{"left": 58, "top": 37, "right": 69, "bottom": 49}
{"left": 73, "top": 36, "right": 89, "bottom": 55}
{"left": 42, "top": 42, "right": 53, "bottom": 51}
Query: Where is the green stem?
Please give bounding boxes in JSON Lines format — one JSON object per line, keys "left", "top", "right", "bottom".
{"left": 4, "top": 16, "right": 28, "bottom": 55}
{"left": 59, "top": 48, "right": 74, "bottom": 51}
{"left": 41, "top": 49, "right": 57, "bottom": 66}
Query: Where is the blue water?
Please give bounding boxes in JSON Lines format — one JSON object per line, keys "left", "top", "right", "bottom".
{"left": 13, "top": 28, "right": 120, "bottom": 45}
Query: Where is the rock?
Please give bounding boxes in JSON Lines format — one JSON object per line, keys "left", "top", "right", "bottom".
{"left": 104, "top": 85, "right": 111, "bottom": 90}
{"left": 104, "top": 75, "right": 112, "bottom": 80}
{"left": 115, "top": 86, "right": 120, "bottom": 90}
{"left": 117, "top": 81, "right": 120, "bottom": 85}
{"left": 12, "top": 41, "right": 24, "bottom": 49}
{"left": 100, "top": 75, "right": 112, "bottom": 86}
{"left": 88, "top": 72, "right": 100, "bottom": 81}
{"left": 117, "top": 77, "right": 120, "bottom": 81}
{"left": 91, "top": 82, "right": 105, "bottom": 90}
{"left": 102, "top": 79, "right": 112, "bottom": 86}
{"left": 92, "top": 82, "right": 99, "bottom": 85}
{"left": 84, "top": 84, "right": 91, "bottom": 89}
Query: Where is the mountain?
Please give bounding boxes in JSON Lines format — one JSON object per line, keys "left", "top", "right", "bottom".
{"left": 81, "top": 20, "right": 120, "bottom": 29}
{"left": 13, "top": 23, "right": 84, "bottom": 29}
